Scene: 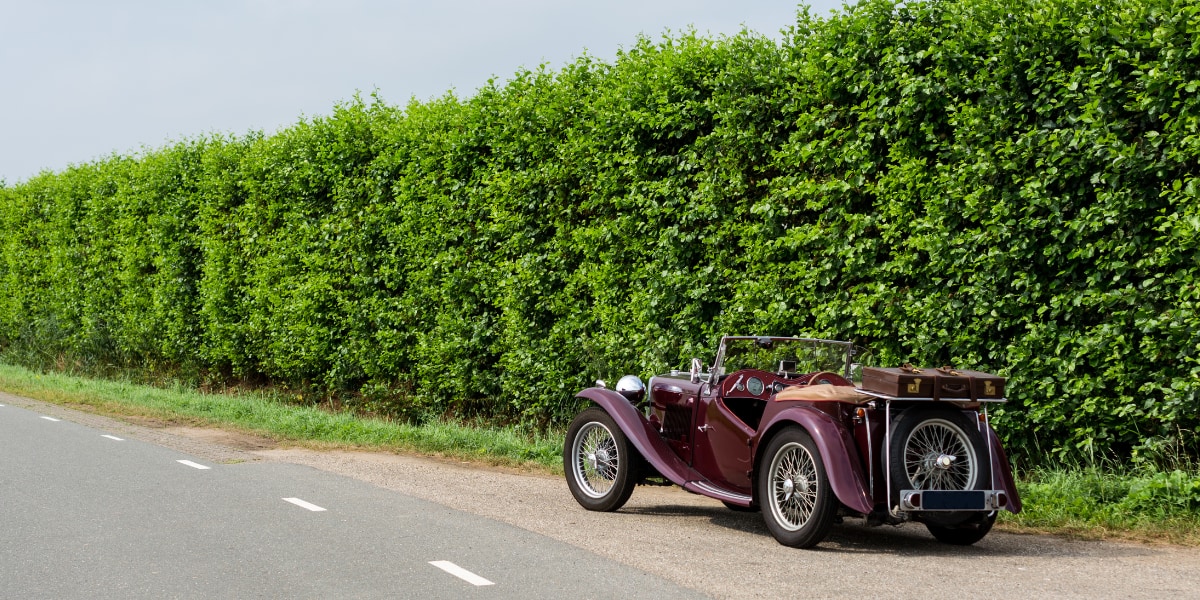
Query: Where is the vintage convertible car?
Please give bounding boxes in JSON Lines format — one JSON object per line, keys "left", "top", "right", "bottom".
{"left": 563, "top": 336, "right": 1021, "bottom": 548}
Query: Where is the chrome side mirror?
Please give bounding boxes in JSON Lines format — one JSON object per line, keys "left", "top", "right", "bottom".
{"left": 689, "top": 358, "right": 703, "bottom": 384}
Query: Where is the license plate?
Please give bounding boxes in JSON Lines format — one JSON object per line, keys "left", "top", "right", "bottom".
{"left": 918, "top": 490, "right": 987, "bottom": 510}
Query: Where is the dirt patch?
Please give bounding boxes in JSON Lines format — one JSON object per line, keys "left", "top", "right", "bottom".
{"left": 163, "top": 426, "right": 280, "bottom": 451}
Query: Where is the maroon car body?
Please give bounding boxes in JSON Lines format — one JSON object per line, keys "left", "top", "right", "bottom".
{"left": 563, "top": 336, "right": 1021, "bottom": 548}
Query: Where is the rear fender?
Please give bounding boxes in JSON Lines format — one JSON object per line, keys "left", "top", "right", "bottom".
{"left": 754, "top": 407, "right": 873, "bottom": 515}
{"left": 575, "top": 388, "right": 698, "bottom": 488}
{"left": 985, "top": 425, "right": 1022, "bottom": 513}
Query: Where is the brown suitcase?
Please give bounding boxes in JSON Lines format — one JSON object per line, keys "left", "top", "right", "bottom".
{"left": 929, "top": 366, "right": 973, "bottom": 400}
{"left": 862, "top": 365, "right": 1003, "bottom": 400}
{"left": 862, "top": 365, "right": 935, "bottom": 398}
{"left": 954, "top": 368, "right": 1006, "bottom": 399}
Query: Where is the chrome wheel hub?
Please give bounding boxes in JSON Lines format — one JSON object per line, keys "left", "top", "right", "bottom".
{"left": 587, "top": 449, "right": 610, "bottom": 472}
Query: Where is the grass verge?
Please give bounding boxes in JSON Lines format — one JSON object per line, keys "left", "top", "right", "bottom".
{"left": 1000, "top": 466, "right": 1200, "bottom": 545}
{"left": 2, "top": 361, "right": 1197, "bottom": 545}
{"left": 0, "top": 362, "right": 563, "bottom": 472}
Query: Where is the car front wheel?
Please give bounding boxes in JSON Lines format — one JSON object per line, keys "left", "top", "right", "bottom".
{"left": 564, "top": 407, "right": 638, "bottom": 512}
{"left": 757, "top": 427, "right": 836, "bottom": 548}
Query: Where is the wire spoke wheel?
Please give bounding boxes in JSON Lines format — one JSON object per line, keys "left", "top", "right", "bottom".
{"left": 563, "top": 407, "right": 638, "bottom": 512}
{"left": 902, "top": 418, "right": 978, "bottom": 491}
{"left": 768, "top": 442, "right": 819, "bottom": 530}
{"left": 573, "top": 421, "right": 620, "bottom": 498}
{"left": 757, "top": 427, "right": 835, "bottom": 548}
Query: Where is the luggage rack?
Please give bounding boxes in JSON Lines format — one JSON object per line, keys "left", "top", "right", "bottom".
{"left": 855, "top": 388, "right": 1008, "bottom": 403}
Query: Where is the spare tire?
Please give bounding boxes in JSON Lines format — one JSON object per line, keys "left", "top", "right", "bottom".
{"left": 887, "top": 407, "right": 991, "bottom": 527}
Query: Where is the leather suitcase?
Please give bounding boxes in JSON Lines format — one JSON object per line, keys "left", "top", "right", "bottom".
{"left": 929, "top": 366, "right": 972, "bottom": 400}
{"left": 954, "top": 368, "right": 1006, "bottom": 399}
{"left": 861, "top": 365, "right": 934, "bottom": 398}
{"left": 862, "top": 365, "right": 1002, "bottom": 400}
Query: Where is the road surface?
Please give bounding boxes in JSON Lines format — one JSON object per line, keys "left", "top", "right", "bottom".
{"left": 4, "top": 392, "right": 1199, "bottom": 599}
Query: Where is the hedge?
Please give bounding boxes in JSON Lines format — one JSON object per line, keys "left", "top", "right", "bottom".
{"left": 1, "top": 0, "right": 1197, "bottom": 464}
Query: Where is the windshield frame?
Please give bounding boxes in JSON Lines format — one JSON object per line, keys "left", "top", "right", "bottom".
{"left": 711, "top": 336, "right": 856, "bottom": 380}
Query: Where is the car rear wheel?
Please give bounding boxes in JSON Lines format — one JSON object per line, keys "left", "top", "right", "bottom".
{"left": 888, "top": 407, "right": 992, "bottom": 530}
{"left": 757, "top": 427, "right": 836, "bottom": 548}
{"left": 564, "top": 407, "right": 638, "bottom": 512}
{"left": 926, "top": 511, "right": 997, "bottom": 545}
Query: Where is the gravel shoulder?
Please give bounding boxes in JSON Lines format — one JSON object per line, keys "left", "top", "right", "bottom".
{"left": 7, "top": 392, "right": 1200, "bottom": 599}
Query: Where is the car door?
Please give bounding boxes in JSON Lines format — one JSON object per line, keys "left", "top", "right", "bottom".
{"left": 690, "top": 371, "right": 761, "bottom": 492}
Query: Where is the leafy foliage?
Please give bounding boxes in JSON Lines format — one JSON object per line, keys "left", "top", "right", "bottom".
{"left": 1, "top": 0, "right": 1197, "bottom": 463}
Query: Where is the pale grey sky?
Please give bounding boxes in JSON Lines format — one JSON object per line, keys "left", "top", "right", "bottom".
{"left": 1, "top": 1, "right": 847, "bottom": 184}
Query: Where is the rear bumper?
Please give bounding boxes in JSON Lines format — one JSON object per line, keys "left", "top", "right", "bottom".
{"left": 898, "top": 489, "right": 1011, "bottom": 512}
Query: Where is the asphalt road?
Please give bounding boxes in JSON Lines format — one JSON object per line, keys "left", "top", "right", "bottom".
{"left": 5, "top": 392, "right": 1200, "bottom": 599}
{"left": 0, "top": 396, "right": 700, "bottom": 599}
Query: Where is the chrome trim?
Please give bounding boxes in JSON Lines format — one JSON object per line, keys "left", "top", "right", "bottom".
{"left": 615, "top": 375, "right": 646, "bottom": 403}
{"left": 688, "top": 480, "right": 753, "bottom": 504}
{"left": 886, "top": 399, "right": 896, "bottom": 517}
{"left": 984, "top": 404, "right": 997, "bottom": 492}
{"left": 896, "top": 489, "right": 1008, "bottom": 511}
{"left": 689, "top": 357, "right": 704, "bottom": 383}
{"left": 864, "top": 403, "right": 874, "bottom": 504}
{"left": 730, "top": 374, "right": 745, "bottom": 392}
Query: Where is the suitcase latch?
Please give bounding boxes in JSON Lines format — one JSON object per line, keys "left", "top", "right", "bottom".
{"left": 907, "top": 378, "right": 922, "bottom": 394}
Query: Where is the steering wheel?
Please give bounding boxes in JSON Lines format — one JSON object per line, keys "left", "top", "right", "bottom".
{"left": 805, "top": 371, "right": 850, "bottom": 386}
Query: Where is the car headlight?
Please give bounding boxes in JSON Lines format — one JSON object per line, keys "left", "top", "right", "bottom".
{"left": 615, "top": 375, "right": 646, "bottom": 403}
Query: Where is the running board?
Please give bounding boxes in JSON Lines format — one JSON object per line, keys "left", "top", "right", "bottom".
{"left": 686, "top": 480, "right": 753, "bottom": 506}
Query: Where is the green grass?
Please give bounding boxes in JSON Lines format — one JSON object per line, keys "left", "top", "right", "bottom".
{"left": 2, "top": 361, "right": 1196, "bottom": 545}
{"left": 1002, "top": 465, "right": 1200, "bottom": 544}
{"left": 0, "top": 362, "right": 563, "bottom": 471}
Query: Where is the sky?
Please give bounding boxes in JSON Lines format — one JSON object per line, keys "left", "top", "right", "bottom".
{"left": 1, "top": 1, "right": 848, "bottom": 185}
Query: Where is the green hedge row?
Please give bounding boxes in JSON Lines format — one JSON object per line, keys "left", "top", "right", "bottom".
{"left": 1, "top": 0, "right": 1197, "bottom": 464}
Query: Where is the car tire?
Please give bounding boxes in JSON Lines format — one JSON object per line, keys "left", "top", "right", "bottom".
{"left": 564, "top": 406, "right": 638, "bottom": 512}
{"left": 925, "top": 511, "right": 997, "bottom": 545}
{"left": 757, "top": 427, "right": 836, "bottom": 548}
{"left": 888, "top": 407, "right": 992, "bottom": 528}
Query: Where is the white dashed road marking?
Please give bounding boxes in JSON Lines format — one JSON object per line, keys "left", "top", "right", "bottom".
{"left": 177, "top": 460, "right": 211, "bottom": 470}
{"left": 429, "top": 561, "right": 495, "bottom": 587}
{"left": 102, "top": 435, "right": 124, "bottom": 441}
{"left": 40, "top": 416, "right": 61, "bottom": 422}
{"left": 283, "top": 497, "right": 326, "bottom": 512}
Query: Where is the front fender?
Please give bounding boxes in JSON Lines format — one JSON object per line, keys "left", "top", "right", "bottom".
{"left": 575, "top": 387, "right": 699, "bottom": 488}
{"left": 754, "top": 407, "right": 874, "bottom": 515}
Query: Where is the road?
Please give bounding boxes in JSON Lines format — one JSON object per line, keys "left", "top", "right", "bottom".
{"left": 4, "top": 392, "right": 1200, "bottom": 599}
{"left": 0, "top": 394, "right": 698, "bottom": 599}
